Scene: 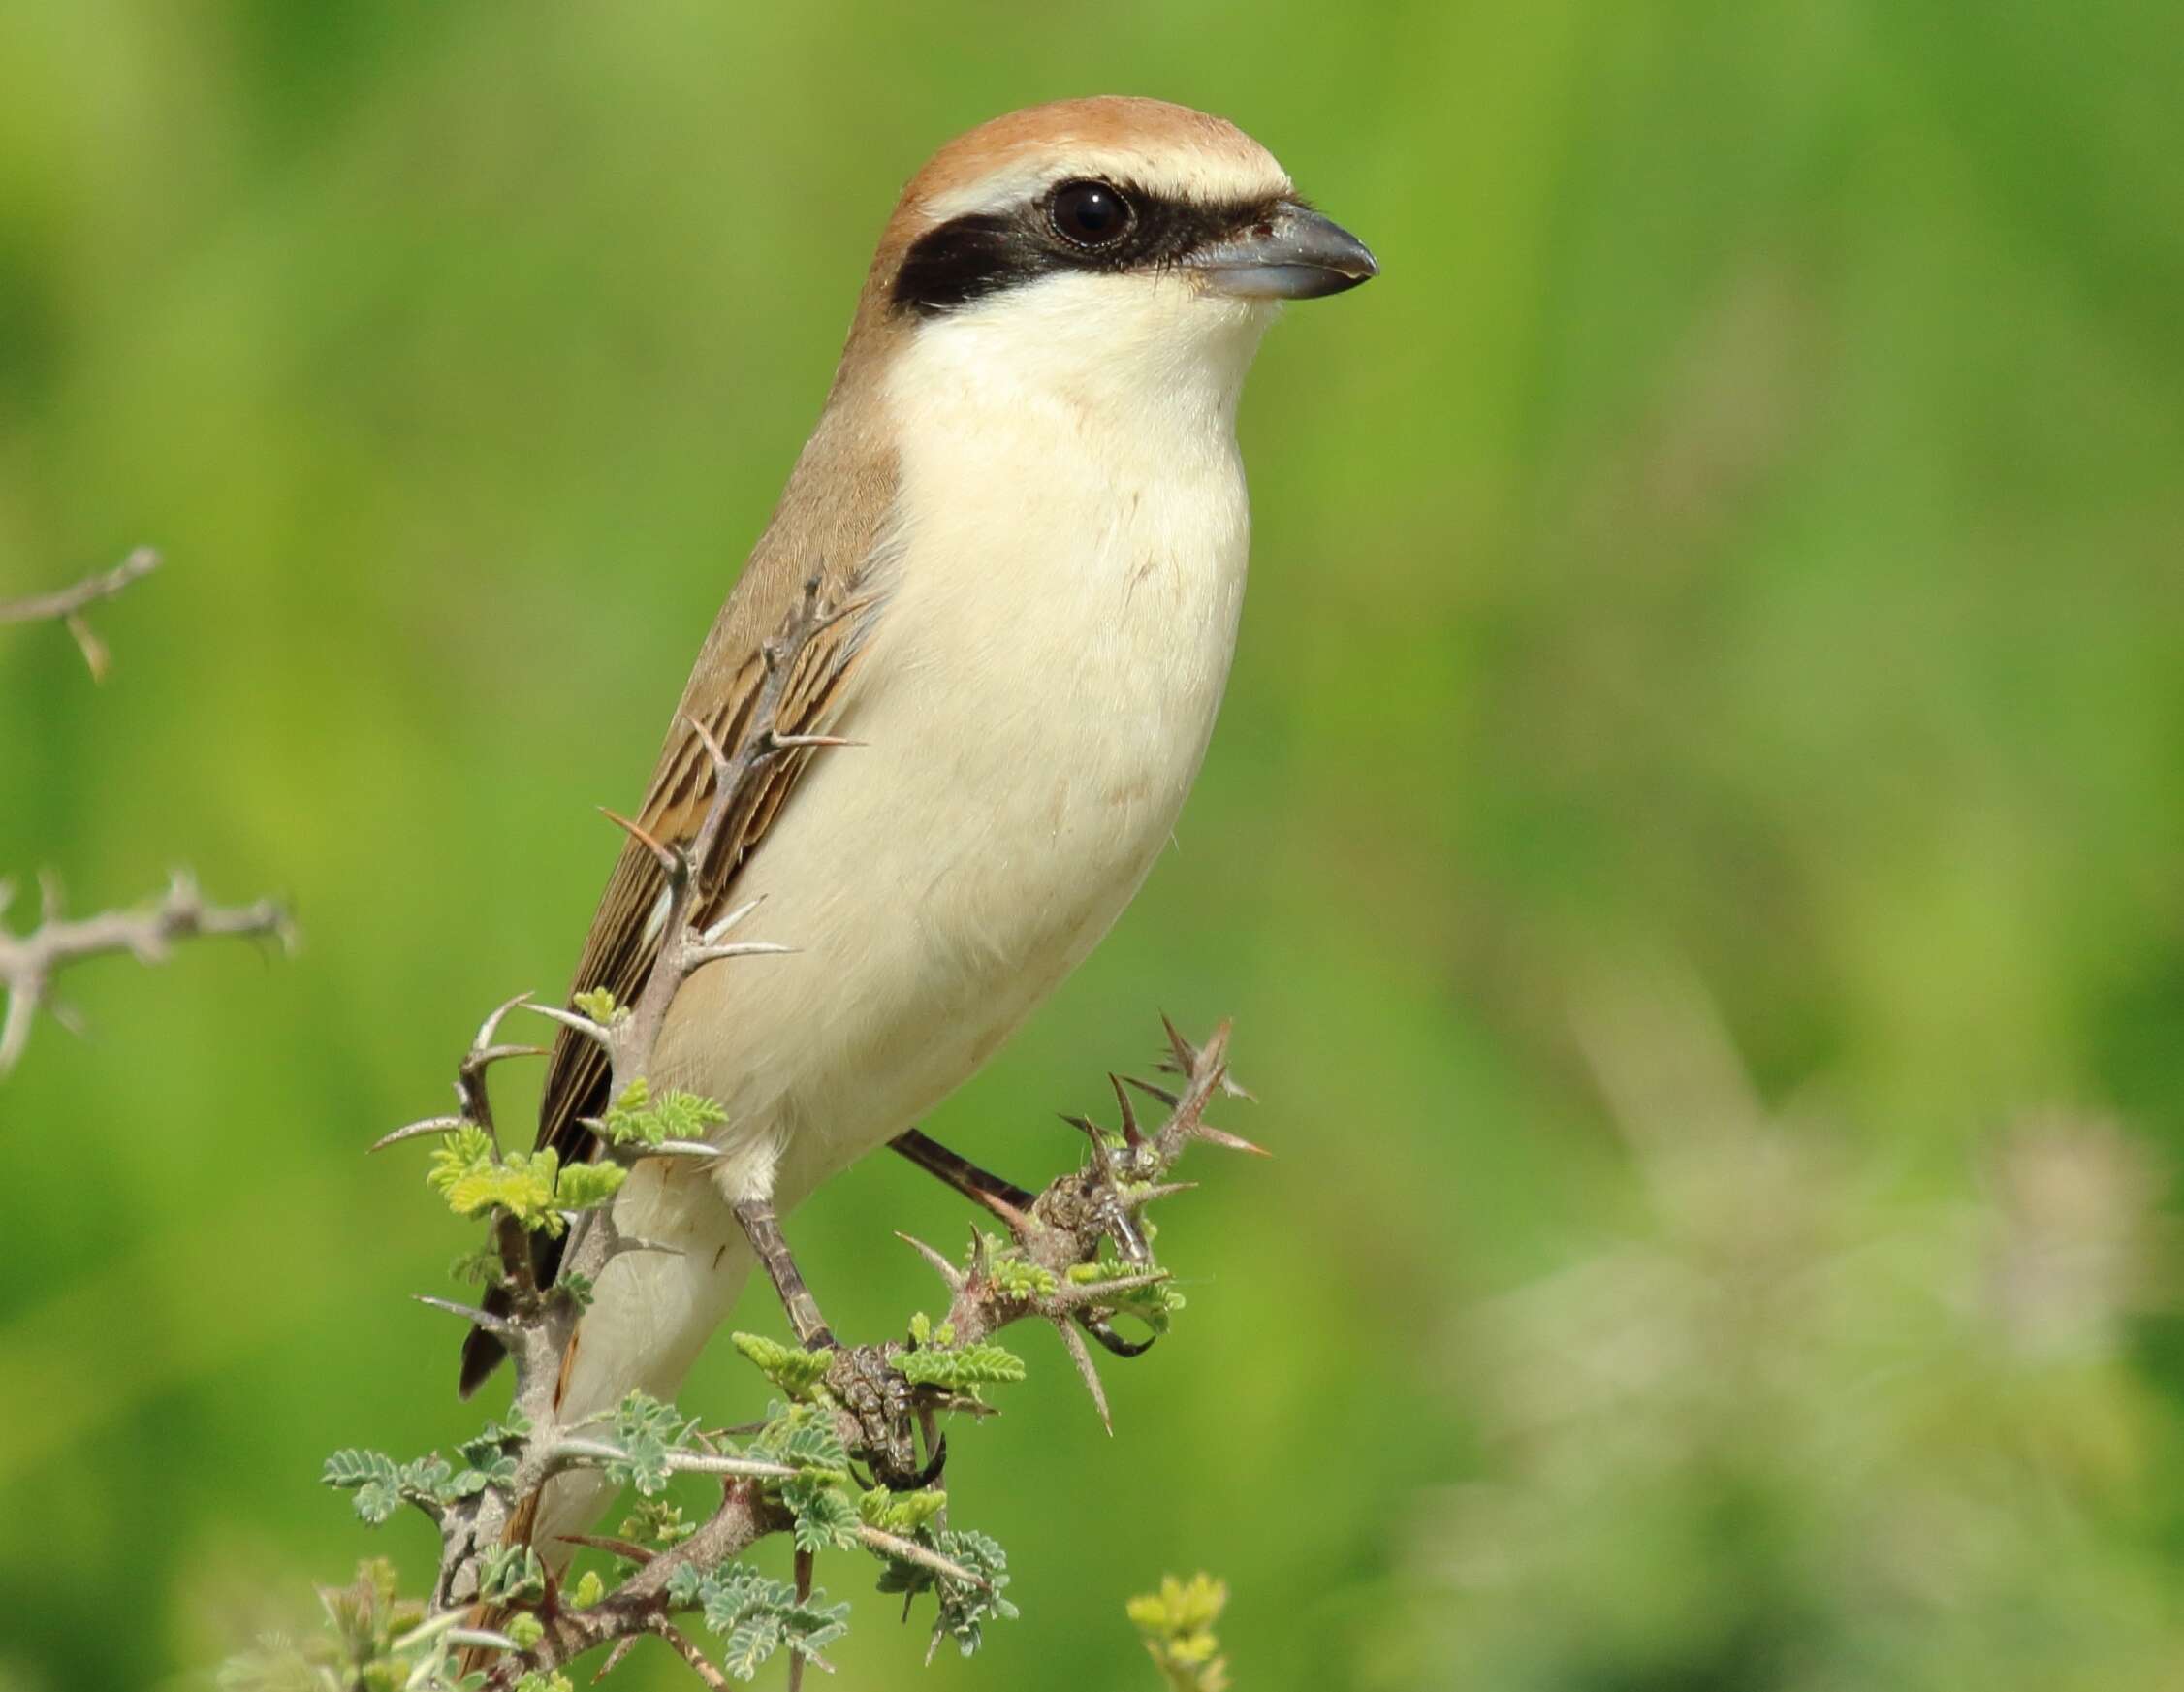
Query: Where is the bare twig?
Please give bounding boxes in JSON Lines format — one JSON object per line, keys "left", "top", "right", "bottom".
{"left": 0, "top": 869, "right": 295, "bottom": 1074}
{"left": 0, "top": 548, "right": 160, "bottom": 680}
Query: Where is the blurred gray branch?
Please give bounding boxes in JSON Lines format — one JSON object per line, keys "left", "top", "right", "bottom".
{"left": 3, "top": 549, "right": 294, "bottom": 1074}
{"left": 0, "top": 547, "right": 161, "bottom": 680}
{"left": 0, "top": 870, "right": 295, "bottom": 1073}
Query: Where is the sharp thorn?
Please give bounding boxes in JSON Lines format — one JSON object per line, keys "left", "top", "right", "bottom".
{"left": 768, "top": 731, "right": 865, "bottom": 750}
{"left": 1158, "top": 1011, "right": 1198, "bottom": 1073}
{"left": 411, "top": 1294, "right": 519, "bottom": 1336}
{"left": 649, "top": 1138, "right": 722, "bottom": 1161}
{"left": 1053, "top": 1268, "right": 1171, "bottom": 1309}
{"left": 701, "top": 896, "right": 765, "bottom": 942}
{"left": 368, "top": 1115, "right": 471, "bottom": 1153}
{"left": 598, "top": 806, "right": 678, "bottom": 874}
{"left": 594, "top": 1636, "right": 643, "bottom": 1683}
{"left": 446, "top": 1628, "right": 524, "bottom": 1652}
{"left": 685, "top": 940, "right": 794, "bottom": 966}
{"left": 554, "top": 1531, "right": 656, "bottom": 1565}
{"left": 469, "top": 992, "right": 536, "bottom": 1056}
{"left": 857, "top": 1525, "right": 991, "bottom": 1590}
{"left": 527, "top": 1003, "right": 615, "bottom": 1046}
{"left": 1107, "top": 1072, "right": 1145, "bottom": 1147}
{"left": 895, "top": 1231, "right": 966, "bottom": 1292}
{"left": 686, "top": 712, "right": 733, "bottom": 774}
{"left": 1119, "top": 1074, "right": 1181, "bottom": 1109}
{"left": 475, "top": 1042, "right": 552, "bottom": 1067}
{"left": 1195, "top": 1122, "right": 1271, "bottom": 1157}
{"left": 1056, "top": 1317, "right": 1113, "bottom": 1434}
{"left": 1060, "top": 1112, "right": 1107, "bottom": 1156}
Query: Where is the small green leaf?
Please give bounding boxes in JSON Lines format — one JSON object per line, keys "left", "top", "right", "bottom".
{"left": 554, "top": 1161, "right": 627, "bottom": 1210}
{"left": 599, "top": 1078, "right": 728, "bottom": 1148}
{"left": 1129, "top": 1572, "right": 1231, "bottom": 1692}
{"left": 476, "top": 1543, "right": 546, "bottom": 1604}
{"left": 785, "top": 1476, "right": 861, "bottom": 1552}
{"left": 322, "top": 1450, "right": 404, "bottom": 1525}
{"left": 603, "top": 1391, "right": 697, "bottom": 1496}
{"left": 571, "top": 987, "right": 621, "bottom": 1023}
{"left": 857, "top": 1485, "right": 948, "bottom": 1535}
{"left": 898, "top": 1343, "right": 1027, "bottom": 1390}
{"left": 622, "top": 1499, "right": 698, "bottom": 1549}
{"left": 731, "top": 1331, "right": 832, "bottom": 1397}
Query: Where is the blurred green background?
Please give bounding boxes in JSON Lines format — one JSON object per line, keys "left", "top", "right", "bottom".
{"left": 4, "top": 3, "right": 2182, "bottom": 1688}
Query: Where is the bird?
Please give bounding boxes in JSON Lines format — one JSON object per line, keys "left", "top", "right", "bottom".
{"left": 461, "top": 95, "right": 1377, "bottom": 1552}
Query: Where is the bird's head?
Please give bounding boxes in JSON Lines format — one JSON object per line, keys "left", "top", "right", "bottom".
{"left": 846, "top": 97, "right": 1377, "bottom": 418}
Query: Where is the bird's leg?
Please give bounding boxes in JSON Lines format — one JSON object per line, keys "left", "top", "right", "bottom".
{"left": 731, "top": 1196, "right": 935, "bottom": 1485}
{"left": 889, "top": 1127, "right": 1037, "bottom": 1223}
{"left": 891, "top": 1127, "right": 1157, "bottom": 1360}
{"left": 731, "top": 1197, "right": 836, "bottom": 1350}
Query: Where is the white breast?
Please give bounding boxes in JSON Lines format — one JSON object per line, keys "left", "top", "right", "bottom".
{"left": 654, "top": 273, "right": 1277, "bottom": 1208}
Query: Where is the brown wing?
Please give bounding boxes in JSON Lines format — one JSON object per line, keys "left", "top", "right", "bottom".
{"left": 458, "top": 371, "right": 905, "bottom": 1395}
{"left": 457, "top": 596, "right": 873, "bottom": 1396}
{"left": 540, "top": 616, "right": 869, "bottom": 1173}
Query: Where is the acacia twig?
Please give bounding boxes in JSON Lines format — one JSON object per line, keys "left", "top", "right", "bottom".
{"left": 0, "top": 548, "right": 160, "bottom": 680}
{"left": 0, "top": 869, "right": 295, "bottom": 1074}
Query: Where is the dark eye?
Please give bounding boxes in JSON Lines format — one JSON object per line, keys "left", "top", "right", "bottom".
{"left": 1049, "top": 179, "right": 1133, "bottom": 248}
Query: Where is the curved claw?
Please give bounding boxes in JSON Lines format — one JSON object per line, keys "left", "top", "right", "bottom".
{"left": 1079, "top": 1310, "right": 1156, "bottom": 1358}
{"left": 867, "top": 1428, "right": 945, "bottom": 1492}
{"left": 904, "top": 1430, "right": 947, "bottom": 1490}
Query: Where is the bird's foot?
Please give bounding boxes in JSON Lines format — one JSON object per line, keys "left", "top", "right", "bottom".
{"left": 824, "top": 1342, "right": 942, "bottom": 1487}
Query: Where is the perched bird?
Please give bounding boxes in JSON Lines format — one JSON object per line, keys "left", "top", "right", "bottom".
{"left": 463, "top": 95, "right": 1376, "bottom": 1549}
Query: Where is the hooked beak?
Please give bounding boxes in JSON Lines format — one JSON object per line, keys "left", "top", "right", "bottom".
{"left": 1189, "top": 201, "right": 1379, "bottom": 300}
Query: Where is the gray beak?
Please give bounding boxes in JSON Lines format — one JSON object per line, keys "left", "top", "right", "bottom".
{"left": 1189, "top": 201, "right": 1379, "bottom": 300}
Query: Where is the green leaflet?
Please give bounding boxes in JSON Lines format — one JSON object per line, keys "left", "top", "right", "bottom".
{"left": 730, "top": 1331, "right": 832, "bottom": 1397}
{"left": 784, "top": 1475, "right": 862, "bottom": 1552}
{"left": 552, "top": 1160, "right": 626, "bottom": 1210}
{"left": 874, "top": 1526, "right": 1019, "bottom": 1661}
{"left": 604, "top": 1391, "right": 699, "bottom": 1496}
{"left": 897, "top": 1342, "right": 1027, "bottom": 1389}
{"left": 1128, "top": 1572, "right": 1232, "bottom": 1692}
{"left": 665, "top": 1561, "right": 850, "bottom": 1682}
{"left": 598, "top": 1076, "right": 727, "bottom": 1148}
{"left": 857, "top": 1484, "right": 948, "bottom": 1535}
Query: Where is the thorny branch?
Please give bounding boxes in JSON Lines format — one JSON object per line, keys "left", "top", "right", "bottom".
{"left": 363, "top": 582, "right": 1263, "bottom": 1688}
{"left": 0, "top": 871, "right": 295, "bottom": 1074}
{"left": 4, "top": 552, "right": 293, "bottom": 1075}
{"left": 0, "top": 547, "right": 160, "bottom": 680}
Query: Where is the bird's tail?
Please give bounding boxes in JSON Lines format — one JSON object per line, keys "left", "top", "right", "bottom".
{"left": 459, "top": 1158, "right": 751, "bottom": 1692}
{"left": 528, "top": 1160, "right": 753, "bottom": 1557}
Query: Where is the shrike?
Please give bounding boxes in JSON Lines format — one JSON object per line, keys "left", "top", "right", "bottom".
{"left": 461, "top": 95, "right": 1376, "bottom": 1545}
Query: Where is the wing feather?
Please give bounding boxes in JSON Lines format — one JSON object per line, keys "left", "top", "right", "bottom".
{"left": 458, "top": 557, "right": 888, "bottom": 1397}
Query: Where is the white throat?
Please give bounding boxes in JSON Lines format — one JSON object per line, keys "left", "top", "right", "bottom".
{"left": 889, "top": 271, "right": 1277, "bottom": 457}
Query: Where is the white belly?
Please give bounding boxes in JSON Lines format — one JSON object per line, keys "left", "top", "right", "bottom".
{"left": 541, "top": 285, "right": 1272, "bottom": 1536}
{"left": 651, "top": 347, "right": 1254, "bottom": 1208}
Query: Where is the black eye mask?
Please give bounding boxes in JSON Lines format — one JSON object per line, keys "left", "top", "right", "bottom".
{"left": 891, "top": 179, "right": 1283, "bottom": 318}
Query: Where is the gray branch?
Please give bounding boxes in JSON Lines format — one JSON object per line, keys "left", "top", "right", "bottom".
{"left": 0, "top": 869, "right": 295, "bottom": 1074}
{"left": 0, "top": 548, "right": 160, "bottom": 680}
